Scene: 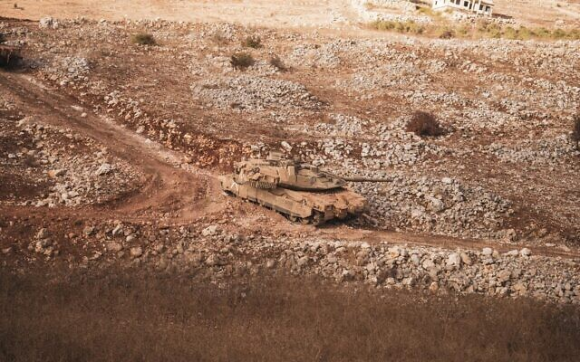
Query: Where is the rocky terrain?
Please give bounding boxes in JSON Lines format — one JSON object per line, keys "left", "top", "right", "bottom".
{"left": 0, "top": 1, "right": 579, "bottom": 317}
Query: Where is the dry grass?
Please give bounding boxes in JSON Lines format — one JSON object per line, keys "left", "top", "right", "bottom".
{"left": 406, "top": 111, "right": 444, "bottom": 137}
{"left": 370, "top": 19, "right": 580, "bottom": 40}
{"left": 1, "top": 269, "right": 579, "bottom": 362}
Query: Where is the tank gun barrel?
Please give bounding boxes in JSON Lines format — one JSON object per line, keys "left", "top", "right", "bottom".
{"left": 341, "top": 177, "right": 392, "bottom": 183}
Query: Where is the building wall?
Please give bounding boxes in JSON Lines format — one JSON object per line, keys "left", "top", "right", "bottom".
{"left": 432, "top": 0, "right": 493, "bottom": 16}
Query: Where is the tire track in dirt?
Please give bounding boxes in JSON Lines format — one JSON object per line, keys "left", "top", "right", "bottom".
{"left": 0, "top": 71, "right": 225, "bottom": 224}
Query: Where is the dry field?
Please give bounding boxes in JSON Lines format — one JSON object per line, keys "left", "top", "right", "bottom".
{"left": 1, "top": 0, "right": 580, "bottom": 360}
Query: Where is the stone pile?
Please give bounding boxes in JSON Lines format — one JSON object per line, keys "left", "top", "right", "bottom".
{"left": 192, "top": 75, "right": 323, "bottom": 112}
{"left": 11, "top": 223, "right": 579, "bottom": 305}
{"left": 3, "top": 117, "right": 142, "bottom": 207}
{"left": 351, "top": 174, "right": 513, "bottom": 239}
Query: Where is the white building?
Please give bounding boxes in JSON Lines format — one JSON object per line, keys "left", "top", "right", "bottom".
{"left": 432, "top": 0, "right": 494, "bottom": 17}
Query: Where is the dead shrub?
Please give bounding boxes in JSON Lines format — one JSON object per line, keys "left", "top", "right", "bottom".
{"left": 241, "top": 35, "right": 262, "bottom": 49}
{"left": 230, "top": 52, "right": 255, "bottom": 70}
{"left": 438, "top": 28, "right": 455, "bottom": 39}
{"left": 406, "top": 111, "right": 444, "bottom": 137}
{"left": 210, "top": 31, "right": 229, "bottom": 46}
{"left": 131, "top": 33, "right": 156, "bottom": 46}
{"left": 269, "top": 55, "right": 287, "bottom": 71}
{"left": 0, "top": 46, "right": 21, "bottom": 68}
{"left": 572, "top": 115, "right": 580, "bottom": 145}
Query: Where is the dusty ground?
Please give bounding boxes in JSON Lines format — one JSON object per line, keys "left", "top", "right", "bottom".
{"left": 0, "top": 1, "right": 579, "bottom": 358}
{"left": 2, "top": 0, "right": 580, "bottom": 28}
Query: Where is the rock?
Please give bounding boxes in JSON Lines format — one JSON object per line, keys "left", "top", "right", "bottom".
{"left": 428, "top": 197, "right": 445, "bottom": 212}
{"left": 126, "top": 235, "right": 136, "bottom": 243}
{"left": 202, "top": 225, "right": 218, "bottom": 237}
{"left": 513, "top": 282, "right": 528, "bottom": 294}
{"left": 505, "top": 250, "right": 519, "bottom": 257}
{"left": 1, "top": 247, "right": 12, "bottom": 255}
{"left": 36, "top": 228, "right": 49, "bottom": 239}
{"left": 503, "top": 228, "right": 517, "bottom": 242}
{"left": 446, "top": 253, "right": 462, "bottom": 268}
{"left": 106, "top": 241, "right": 124, "bottom": 253}
{"left": 297, "top": 256, "right": 309, "bottom": 267}
{"left": 205, "top": 254, "right": 221, "bottom": 267}
{"left": 498, "top": 270, "right": 512, "bottom": 283}
{"left": 112, "top": 224, "right": 124, "bottom": 237}
{"left": 429, "top": 282, "right": 439, "bottom": 293}
{"left": 441, "top": 177, "right": 453, "bottom": 184}
{"left": 130, "top": 247, "right": 143, "bottom": 258}
{"left": 482, "top": 247, "right": 493, "bottom": 256}
{"left": 39, "top": 17, "right": 59, "bottom": 29}
{"left": 459, "top": 252, "right": 472, "bottom": 266}
{"left": 281, "top": 141, "right": 293, "bottom": 152}
{"left": 47, "top": 169, "right": 67, "bottom": 178}
{"left": 95, "top": 163, "right": 114, "bottom": 176}
{"left": 520, "top": 248, "right": 532, "bottom": 257}
{"left": 422, "top": 258, "right": 436, "bottom": 269}
{"left": 387, "top": 246, "right": 401, "bottom": 258}
{"left": 83, "top": 226, "right": 95, "bottom": 237}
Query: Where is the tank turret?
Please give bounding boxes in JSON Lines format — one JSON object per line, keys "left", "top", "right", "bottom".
{"left": 232, "top": 152, "right": 390, "bottom": 192}
{"left": 220, "top": 153, "right": 390, "bottom": 225}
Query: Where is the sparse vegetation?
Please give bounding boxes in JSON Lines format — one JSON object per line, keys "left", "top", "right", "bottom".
{"left": 436, "top": 26, "right": 455, "bottom": 39}
{"left": 210, "top": 31, "right": 229, "bottom": 46}
{"left": 269, "top": 54, "right": 287, "bottom": 71}
{"left": 241, "top": 35, "right": 262, "bottom": 48}
{"left": 1, "top": 271, "right": 580, "bottom": 362}
{"left": 230, "top": 52, "right": 255, "bottom": 69}
{"left": 572, "top": 115, "right": 580, "bottom": 145}
{"left": 406, "top": 111, "right": 444, "bottom": 137}
{"left": 131, "top": 33, "right": 156, "bottom": 46}
{"left": 370, "top": 20, "right": 426, "bottom": 34}
{"left": 370, "top": 19, "right": 580, "bottom": 40}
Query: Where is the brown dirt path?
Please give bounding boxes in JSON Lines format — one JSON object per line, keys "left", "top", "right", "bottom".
{"left": 0, "top": 71, "right": 225, "bottom": 225}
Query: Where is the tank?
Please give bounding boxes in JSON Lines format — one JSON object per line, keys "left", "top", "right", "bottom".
{"left": 219, "top": 152, "right": 390, "bottom": 225}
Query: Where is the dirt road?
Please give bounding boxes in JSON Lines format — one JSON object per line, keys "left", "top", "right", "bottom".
{"left": 0, "top": 71, "right": 222, "bottom": 224}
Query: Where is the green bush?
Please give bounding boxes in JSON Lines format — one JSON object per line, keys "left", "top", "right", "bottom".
{"left": 535, "top": 27, "right": 551, "bottom": 38}
{"left": 504, "top": 26, "right": 519, "bottom": 40}
{"left": 553, "top": 28, "right": 567, "bottom": 39}
{"left": 519, "top": 27, "right": 533, "bottom": 40}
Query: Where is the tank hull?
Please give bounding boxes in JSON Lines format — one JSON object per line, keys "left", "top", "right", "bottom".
{"left": 220, "top": 175, "right": 367, "bottom": 225}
